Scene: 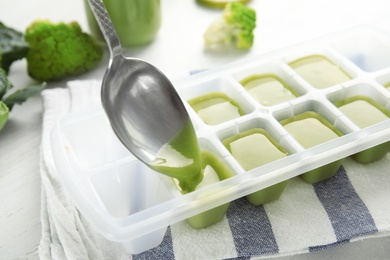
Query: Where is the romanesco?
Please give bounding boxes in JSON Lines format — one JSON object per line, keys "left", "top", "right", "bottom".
{"left": 25, "top": 20, "right": 103, "bottom": 81}
{"left": 203, "top": 2, "right": 256, "bottom": 50}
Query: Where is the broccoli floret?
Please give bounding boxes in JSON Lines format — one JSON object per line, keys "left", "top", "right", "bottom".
{"left": 25, "top": 20, "right": 103, "bottom": 81}
{"left": 203, "top": 2, "right": 256, "bottom": 50}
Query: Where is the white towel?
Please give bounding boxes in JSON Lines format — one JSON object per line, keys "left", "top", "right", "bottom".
{"left": 39, "top": 79, "right": 390, "bottom": 260}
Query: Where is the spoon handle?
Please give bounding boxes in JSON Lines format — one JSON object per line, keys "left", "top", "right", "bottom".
{"left": 87, "top": 0, "right": 122, "bottom": 57}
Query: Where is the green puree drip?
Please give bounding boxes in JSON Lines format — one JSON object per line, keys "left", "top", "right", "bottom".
{"left": 200, "top": 150, "right": 233, "bottom": 181}
{"left": 150, "top": 119, "right": 203, "bottom": 193}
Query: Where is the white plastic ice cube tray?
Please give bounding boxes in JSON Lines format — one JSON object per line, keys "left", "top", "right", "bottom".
{"left": 51, "top": 25, "right": 390, "bottom": 254}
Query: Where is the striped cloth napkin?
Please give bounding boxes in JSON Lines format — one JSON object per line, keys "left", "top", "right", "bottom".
{"left": 39, "top": 79, "right": 390, "bottom": 260}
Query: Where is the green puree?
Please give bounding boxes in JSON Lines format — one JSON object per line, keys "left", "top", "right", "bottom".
{"left": 185, "top": 150, "right": 235, "bottom": 228}
{"left": 151, "top": 121, "right": 235, "bottom": 228}
{"left": 223, "top": 129, "right": 288, "bottom": 171}
{"left": 150, "top": 118, "right": 235, "bottom": 228}
{"left": 335, "top": 97, "right": 390, "bottom": 128}
{"left": 289, "top": 55, "right": 351, "bottom": 89}
{"left": 281, "top": 112, "right": 344, "bottom": 183}
{"left": 240, "top": 74, "right": 298, "bottom": 106}
{"left": 150, "top": 119, "right": 203, "bottom": 193}
{"left": 188, "top": 92, "right": 244, "bottom": 125}
{"left": 223, "top": 129, "right": 289, "bottom": 205}
{"left": 335, "top": 96, "right": 390, "bottom": 164}
{"left": 282, "top": 113, "right": 341, "bottom": 149}
{"left": 385, "top": 82, "right": 390, "bottom": 91}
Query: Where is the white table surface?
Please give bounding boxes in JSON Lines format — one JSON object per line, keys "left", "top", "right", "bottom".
{"left": 1, "top": 0, "right": 390, "bottom": 259}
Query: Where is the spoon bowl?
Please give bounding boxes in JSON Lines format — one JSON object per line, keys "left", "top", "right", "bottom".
{"left": 101, "top": 53, "right": 190, "bottom": 163}
{"left": 87, "top": 0, "right": 203, "bottom": 192}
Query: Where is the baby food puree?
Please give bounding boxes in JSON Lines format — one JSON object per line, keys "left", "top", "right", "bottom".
{"left": 226, "top": 129, "right": 288, "bottom": 171}
{"left": 336, "top": 97, "right": 390, "bottom": 163}
{"left": 150, "top": 120, "right": 203, "bottom": 193}
{"left": 181, "top": 150, "right": 235, "bottom": 228}
{"left": 283, "top": 115, "right": 340, "bottom": 149}
{"left": 151, "top": 118, "right": 235, "bottom": 228}
{"left": 188, "top": 92, "right": 244, "bottom": 125}
{"left": 337, "top": 98, "right": 389, "bottom": 128}
{"left": 281, "top": 111, "right": 343, "bottom": 183}
{"left": 289, "top": 55, "right": 351, "bottom": 89}
{"left": 241, "top": 74, "right": 298, "bottom": 106}
{"left": 223, "top": 129, "right": 289, "bottom": 205}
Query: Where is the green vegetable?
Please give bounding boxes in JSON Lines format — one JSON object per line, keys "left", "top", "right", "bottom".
{"left": 25, "top": 20, "right": 103, "bottom": 81}
{"left": 0, "top": 23, "right": 46, "bottom": 132}
{"left": 0, "top": 22, "right": 30, "bottom": 73}
{"left": 203, "top": 2, "right": 256, "bottom": 50}
{"left": 0, "top": 67, "right": 12, "bottom": 98}
{"left": 0, "top": 68, "right": 12, "bottom": 130}
{"left": 0, "top": 101, "right": 9, "bottom": 130}
{"left": 0, "top": 67, "right": 45, "bottom": 131}
{"left": 3, "top": 82, "right": 46, "bottom": 111}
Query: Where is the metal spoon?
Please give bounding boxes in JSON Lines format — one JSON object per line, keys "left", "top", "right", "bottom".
{"left": 87, "top": 0, "right": 202, "bottom": 192}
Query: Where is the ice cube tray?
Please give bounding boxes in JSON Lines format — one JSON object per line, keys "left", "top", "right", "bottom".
{"left": 51, "top": 25, "right": 390, "bottom": 254}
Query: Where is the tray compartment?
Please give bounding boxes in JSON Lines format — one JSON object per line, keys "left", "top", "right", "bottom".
{"left": 327, "top": 83, "right": 390, "bottom": 163}
{"left": 91, "top": 161, "right": 171, "bottom": 219}
{"left": 61, "top": 112, "right": 132, "bottom": 169}
{"left": 232, "top": 61, "right": 307, "bottom": 107}
{"left": 330, "top": 31, "right": 390, "bottom": 72}
{"left": 178, "top": 77, "right": 255, "bottom": 127}
{"left": 274, "top": 99, "right": 349, "bottom": 183}
{"left": 288, "top": 54, "right": 352, "bottom": 90}
{"left": 375, "top": 71, "right": 390, "bottom": 92}
{"left": 219, "top": 116, "right": 293, "bottom": 205}
{"left": 160, "top": 137, "right": 238, "bottom": 229}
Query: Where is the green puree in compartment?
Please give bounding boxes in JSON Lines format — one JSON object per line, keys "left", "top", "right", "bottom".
{"left": 151, "top": 119, "right": 235, "bottom": 228}
{"left": 289, "top": 55, "right": 351, "bottom": 89}
{"left": 188, "top": 92, "right": 244, "bottom": 125}
{"left": 282, "top": 113, "right": 341, "bottom": 149}
{"left": 335, "top": 96, "right": 390, "bottom": 163}
{"left": 281, "top": 111, "right": 343, "bottom": 183}
{"left": 150, "top": 119, "right": 203, "bottom": 193}
{"left": 224, "top": 129, "right": 288, "bottom": 171}
{"left": 336, "top": 98, "right": 389, "bottom": 128}
{"left": 184, "top": 150, "right": 235, "bottom": 229}
{"left": 241, "top": 74, "right": 298, "bottom": 106}
{"left": 223, "top": 129, "right": 289, "bottom": 205}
